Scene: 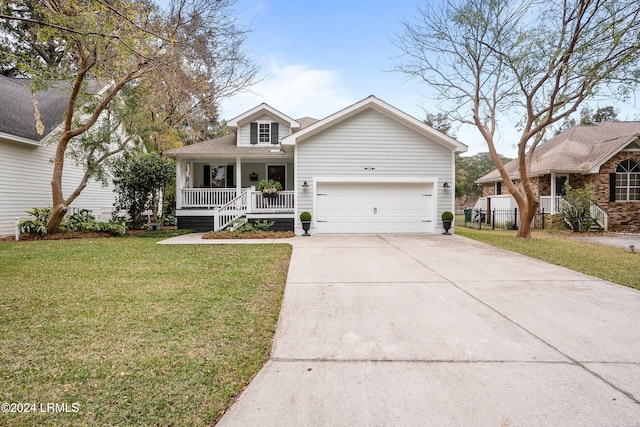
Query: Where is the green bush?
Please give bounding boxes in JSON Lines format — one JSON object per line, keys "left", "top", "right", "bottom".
{"left": 64, "top": 209, "right": 96, "bottom": 231}
{"left": 227, "top": 218, "right": 274, "bottom": 236}
{"left": 299, "top": 211, "right": 312, "bottom": 221}
{"left": 441, "top": 211, "right": 454, "bottom": 221}
{"left": 163, "top": 214, "right": 177, "bottom": 226}
{"left": 559, "top": 183, "right": 595, "bottom": 232}
{"left": 18, "top": 207, "right": 51, "bottom": 236}
{"left": 18, "top": 208, "right": 126, "bottom": 236}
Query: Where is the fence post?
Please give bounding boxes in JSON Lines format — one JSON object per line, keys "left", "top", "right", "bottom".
{"left": 492, "top": 209, "right": 496, "bottom": 230}
{"left": 541, "top": 208, "right": 545, "bottom": 230}
{"left": 479, "top": 209, "right": 482, "bottom": 230}
{"left": 514, "top": 207, "right": 518, "bottom": 230}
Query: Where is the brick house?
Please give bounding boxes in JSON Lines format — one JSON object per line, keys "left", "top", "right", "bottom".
{"left": 476, "top": 122, "right": 640, "bottom": 230}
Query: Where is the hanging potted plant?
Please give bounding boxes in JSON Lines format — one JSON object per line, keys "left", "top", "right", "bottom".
{"left": 259, "top": 179, "right": 282, "bottom": 199}
{"left": 442, "top": 211, "right": 454, "bottom": 235}
{"left": 300, "top": 211, "right": 312, "bottom": 236}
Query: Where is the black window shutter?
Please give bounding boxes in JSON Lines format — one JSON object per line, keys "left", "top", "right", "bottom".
{"left": 609, "top": 173, "right": 616, "bottom": 202}
{"left": 271, "top": 122, "right": 279, "bottom": 144}
{"left": 250, "top": 122, "right": 257, "bottom": 145}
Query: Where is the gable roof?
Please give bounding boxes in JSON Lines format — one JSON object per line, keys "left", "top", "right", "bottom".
{"left": 0, "top": 76, "right": 70, "bottom": 145}
{"left": 227, "top": 103, "right": 301, "bottom": 131}
{"left": 281, "top": 95, "right": 468, "bottom": 154}
{"left": 476, "top": 121, "right": 640, "bottom": 183}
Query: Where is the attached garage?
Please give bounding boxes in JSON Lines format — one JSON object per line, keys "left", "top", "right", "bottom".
{"left": 315, "top": 180, "right": 435, "bottom": 234}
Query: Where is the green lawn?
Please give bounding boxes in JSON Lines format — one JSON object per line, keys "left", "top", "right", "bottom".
{"left": 0, "top": 237, "right": 292, "bottom": 426}
{"left": 456, "top": 227, "right": 640, "bottom": 290}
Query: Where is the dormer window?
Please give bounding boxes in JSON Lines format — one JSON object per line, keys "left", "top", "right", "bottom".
{"left": 259, "top": 123, "right": 271, "bottom": 143}
{"left": 250, "top": 122, "right": 279, "bottom": 145}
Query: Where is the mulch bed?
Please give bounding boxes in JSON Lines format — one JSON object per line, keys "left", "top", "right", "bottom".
{"left": 203, "top": 231, "right": 295, "bottom": 239}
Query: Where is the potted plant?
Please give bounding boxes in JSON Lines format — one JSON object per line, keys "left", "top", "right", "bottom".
{"left": 259, "top": 179, "right": 282, "bottom": 199}
{"left": 300, "top": 211, "right": 312, "bottom": 236}
{"left": 442, "top": 211, "right": 454, "bottom": 235}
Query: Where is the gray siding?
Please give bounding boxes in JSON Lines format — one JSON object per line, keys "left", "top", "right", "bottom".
{"left": 237, "top": 114, "right": 292, "bottom": 146}
{"left": 1, "top": 139, "right": 117, "bottom": 236}
{"left": 296, "top": 108, "right": 454, "bottom": 230}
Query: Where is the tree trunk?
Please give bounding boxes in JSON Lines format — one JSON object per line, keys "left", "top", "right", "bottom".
{"left": 515, "top": 192, "right": 538, "bottom": 238}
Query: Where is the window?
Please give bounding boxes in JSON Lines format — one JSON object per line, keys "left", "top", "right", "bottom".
{"left": 250, "top": 122, "right": 279, "bottom": 145}
{"left": 495, "top": 181, "right": 502, "bottom": 195}
{"left": 615, "top": 159, "right": 640, "bottom": 201}
{"left": 259, "top": 123, "right": 270, "bottom": 143}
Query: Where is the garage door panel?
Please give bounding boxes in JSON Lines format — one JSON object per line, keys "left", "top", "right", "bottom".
{"left": 315, "top": 182, "right": 434, "bottom": 234}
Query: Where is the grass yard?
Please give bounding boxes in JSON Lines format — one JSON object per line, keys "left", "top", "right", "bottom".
{"left": 0, "top": 237, "right": 292, "bottom": 426}
{"left": 456, "top": 227, "right": 640, "bottom": 290}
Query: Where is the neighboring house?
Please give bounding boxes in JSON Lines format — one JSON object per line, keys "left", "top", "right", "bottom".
{"left": 164, "top": 95, "right": 467, "bottom": 235}
{"left": 0, "top": 76, "right": 117, "bottom": 237}
{"left": 476, "top": 121, "right": 640, "bottom": 230}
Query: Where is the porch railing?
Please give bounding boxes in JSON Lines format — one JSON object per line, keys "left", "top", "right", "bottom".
{"left": 180, "top": 188, "right": 238, "bottom": 208}
{"left": 213, "top": 191, "right": 248, "bottom": 231}
{"left": 539, "top": 196, "right": 564, "bottom": 214}
{"left": 590, "top": 203, "right": 608, "bottom": 231}
{"left": 250, "top": 191, "right": 295, "bottom": 213}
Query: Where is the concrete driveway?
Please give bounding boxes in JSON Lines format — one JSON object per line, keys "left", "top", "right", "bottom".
{"left": 217, "top": 234, "right": 640, "bottom": 426}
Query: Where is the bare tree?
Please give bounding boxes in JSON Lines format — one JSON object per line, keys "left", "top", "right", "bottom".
{"left": 395, "top": 0, "right": 640, "bottom": 238}
{"left": 0, "top": 0, "right": 258, "bottom": 233}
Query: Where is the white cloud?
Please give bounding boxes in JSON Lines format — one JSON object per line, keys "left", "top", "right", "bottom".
{"left": 219, "top": 61, "right": 353, "bottom": 120}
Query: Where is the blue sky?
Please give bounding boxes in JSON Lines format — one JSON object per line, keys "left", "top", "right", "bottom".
{"left": 160, "top": 0, "right": 638, "bottom": 157}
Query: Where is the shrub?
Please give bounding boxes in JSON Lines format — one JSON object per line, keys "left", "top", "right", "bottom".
{"left": 18, "top": 207, "right": 51, "bottom": 236}
{"left": 559, "top": 183, "right": 595, "bottom": 232}
{"left": 441, "top": 211, "right": 454, "bottom": 221}
{"left": 227, "top": 218, "right": 274, "bottom": 236}
{"left": 163, "top": 214, "right": 177, "bottom": 226}
{"left": 299, "top": 211, "right": 312, "bottom": 221}
{"left": 63, "top": 209, "right": 96, "bottom": 231}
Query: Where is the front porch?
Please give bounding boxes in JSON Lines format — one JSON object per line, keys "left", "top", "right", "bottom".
{"left": 176, "top": 188, "right": 295, "bottom": 231}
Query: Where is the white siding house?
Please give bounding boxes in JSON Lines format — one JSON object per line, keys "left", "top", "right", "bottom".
{"left": 0, "top": 77, "right": 117, "bottom": 237}
{"left": 165, "top": 95, "right": 467, "bottom": 234}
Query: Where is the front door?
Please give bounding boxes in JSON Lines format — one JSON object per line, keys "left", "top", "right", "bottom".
{"left": 268, "top": 165, "right": 286, "bottom": 190}
{"left": 555, "top": 175, "right": 568, "bottom": 196}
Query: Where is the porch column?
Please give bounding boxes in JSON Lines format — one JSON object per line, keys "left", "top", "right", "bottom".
{"left": 236, "top": 157, "right": 242, "bottom": 194}
{"left": 176, "top": 159, "right": 183, "bottom": 209}
{"left": 550, "top": 172, "right": 556, "bottom": 214}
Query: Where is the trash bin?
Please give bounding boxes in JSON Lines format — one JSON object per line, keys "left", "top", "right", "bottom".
{"left": 464, "top": 208, "right": 472, "bottom": 222}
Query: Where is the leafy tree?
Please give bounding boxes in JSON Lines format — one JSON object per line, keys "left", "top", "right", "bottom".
{"left": 0, "top": 0, "right": 257, "bottom": 233}
{"left": 554, "top": 105, "right": 619, "bottom": 135}
{"left": 457, "top": 152, "right": 512, "bottom": 198}
{"left": 113, "top": 152, "right": 174, "bottom": 228}
{"left": 424, "top": 111, "right": 456, "bottom": 138}
{"left": 395, "top": 0, "right": 640, "bottom": 238}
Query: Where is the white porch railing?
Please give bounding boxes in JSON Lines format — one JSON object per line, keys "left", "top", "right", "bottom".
{"left": 180, "top": 188, "right": 238, "bottom": 208}
{"left": 539, "top": 196, "right": 564, "bottom": 214}
{"left": 590, "top": 203, "right": 608, "bottom": 231}
{"left": 250, "top": 191, "right": 295, "bottom": 213}
{"left": 213, "top": 191, "right": 248, "bottom": 231}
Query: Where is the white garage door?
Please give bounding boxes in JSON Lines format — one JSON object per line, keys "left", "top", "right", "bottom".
{"left": 315, "top": 182, "right": 435, "bottom": 234}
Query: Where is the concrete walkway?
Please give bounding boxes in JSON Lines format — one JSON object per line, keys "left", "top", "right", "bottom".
{"left": 198, "top": 234, "right": 640, "bottom": 426}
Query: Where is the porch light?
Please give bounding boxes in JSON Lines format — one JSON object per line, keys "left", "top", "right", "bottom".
{"left": 302, "top": 181, "right": 309, "bottom": 188}
{"left": 443, "top": 181, "right": 450, "bottom": 188}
